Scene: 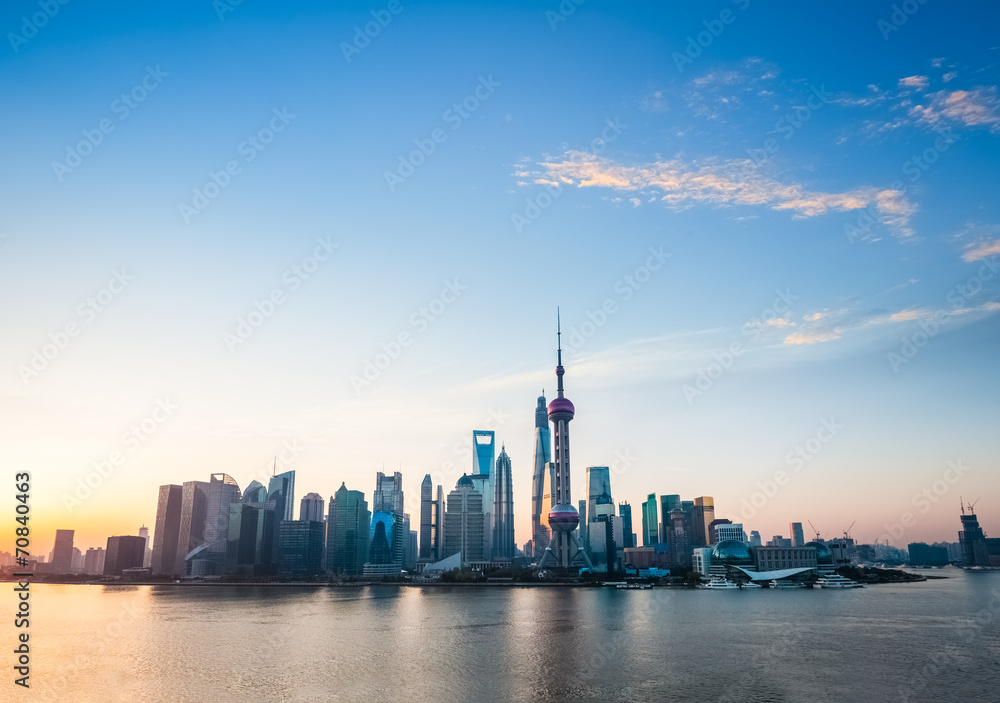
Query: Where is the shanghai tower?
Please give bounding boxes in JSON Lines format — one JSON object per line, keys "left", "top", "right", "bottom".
{"left": 531, "top": 393, "right": 552, "bottom": 554}
{"left": 538, "top": 311, "right": 592, "bottom": 570}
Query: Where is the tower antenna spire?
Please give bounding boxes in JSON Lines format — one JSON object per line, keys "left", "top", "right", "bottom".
{"left": 556, "top": 307, "right": 565, "bottom": 397}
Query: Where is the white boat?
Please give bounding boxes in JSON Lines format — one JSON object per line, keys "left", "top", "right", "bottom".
{"left": 769, "top": 579, "right": 806, "bottom": 589}
{"left": 815, "top": 574, "right": 863, "bottom": 588}
{"left": 698, "top": 577, "right": 739, "bottom": 590}
{"left": 739, "top": 581, "right": 763, "bottom": 589}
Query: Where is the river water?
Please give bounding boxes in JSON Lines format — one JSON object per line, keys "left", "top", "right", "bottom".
{"left": 20, "top": 568, "right": 1000, "bottom": 702}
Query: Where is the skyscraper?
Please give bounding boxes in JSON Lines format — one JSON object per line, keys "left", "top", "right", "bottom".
{"left": 420, "top": 474, "right": 434, "bottom": 561}
{"left": 959, "top": 507, "right": 990, "bottom": 567}
{"left": 537, "top": 312, "right": 592, "bottom": 570}
{"left": 268, "top": 470, "right": 296, "bottom": 522}
{"left": 300, "top": 493, "right": 325, "bottom": 523}
{"left": 138, "top": 525, "right": 152, "bottom": 567}
{"left": 668, "top": 508, "right": 691, "bottom": 567}
{"left": 749, "top": 530, "right": 762, "bottom": 547}
{"left": 643, "top": 494, "right": 659, "bottom": 546}
{"left": 470, "top": 431, "right": 496, "bottom": 561}
{"left": 659, "top": 494, "right": 681, "bottom": 544}
{"left": 51, "top": 529, "right": 74, "bottom": 572}
{"left": 226, "top": 480, "right": 275, "bottom": 576}
{"left": 103, "top": 535, "right": 146, "bottom": 576}
{"left": 586, "top": 466, "right": 612, "bottom": 529}
{"left": 83, "top": 547, "right": 105, "bottom": 575}
{"left": 152, "top": 484, "right": 183, "bottom": 575}
{"left": 434, "top": 485, "right": 444, "bottom": 560}
{"left": 692, "top": 496, "right": 715, "bottom": 547}
{"left": 277, "top": 520, "right": 325, "bottom": 576}
{"left": 493, "top": 447, "right": 515, "bottom": 559}
{"left": 175, "top": 479, "right": 209, "bottom": 575}
{"left": 790, "top": 522, "right": 805, "bottom": 547}
{"left": 367, "top": 471, "right": 404, "bottom": 572}
{"left": 530, "top": 393, "right": 552, "bottom": 552}
{"left": 619, "top": 502, "right": 636, "bottom": 549}
{"left": 327, "top": 483, "right": 370, "bottom": 575}
{"left": 444, "top": 475, "right": 485, "bottom": 563}
{"left": 193, "top": 473, "right": 242, "bottom": 575}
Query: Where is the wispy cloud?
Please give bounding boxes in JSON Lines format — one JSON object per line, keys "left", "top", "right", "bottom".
{"left": 784, "top": 330, "right": 842, "bottom": 345}
{"left": 899, "top": 75, "right": 929, "bottom": 90}
{"left": 522, "top": 152, "right": 917, "bottom": 237}
{"left": 962, "top": 239, "right": 1000, "bottom": 262}
{"left": 911, "top": 87, "right": 1000, "bottom": 131}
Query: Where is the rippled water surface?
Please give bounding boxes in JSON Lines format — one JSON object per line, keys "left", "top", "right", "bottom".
{"left": 24, "top": 569, "right": 1000, "bottom": 702}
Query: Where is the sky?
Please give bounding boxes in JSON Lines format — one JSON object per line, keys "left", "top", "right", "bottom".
{"left": 1, "top": 1, "right": 998, "bottom": 557}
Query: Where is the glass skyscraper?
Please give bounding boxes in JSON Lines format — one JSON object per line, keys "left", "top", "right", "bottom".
{"left": 277, "top": 520, "right": 325, "bottom": 576}
{"left": 327, "top": 483, "right": 370, "bottom": 575}
{"left": 151, "top": 484, "right": 183, "bottom": 575}
{"left": 226, "top": 480, "right": 276, "bottom": 576}
{"left": 530, "top": 393, "right": 552, "bottom": 553}
{"left": 444, "top": 475, "right": 485, "bottom": 563}
{"left": 492, "top": 447, "right": 515, "bottom": 559}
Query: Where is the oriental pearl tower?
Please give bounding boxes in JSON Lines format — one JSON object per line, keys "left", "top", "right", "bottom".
{"left": 538, "top": 310, "right": 593, "bottom": 570}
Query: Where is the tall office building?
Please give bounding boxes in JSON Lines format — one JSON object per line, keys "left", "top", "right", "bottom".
{"left": 443, "top": 475, "right": 485, "bottom": 563}
{"left": 749, "top": 530, "right": 762, "bottom": 547}
{"left": 434, "top": 485, "right": 445, "bottom": 560}
{"left": 367, "top": 471, "right": 404, "bottom": 571}
{"left": 472, "top": 430, "right": 496, "bottom": 503}
{"left": 420, "top": 475, "right": 434, "bottom": 560}
{"left": 226, "top": 480, "right": 276, "bottom": 576}
{"left": 175, "top": 479, "right": 209, "bottom": 575}
{"left": 277, "top": 520, "right": 325, "bottom": 576}
{"left": 469, "top": 431, "right": 496, "bottom": 561}
{"left": 373, "top": 471, "right": 404, "bottom": 514}
{"left": 659, "top": 494, "right": 681, "bottom": 544}
{"left": 138, "top": 525, "right": 152, "bottom": 567}
{"left": 643, "top": 494, "right": 659, "bottom": 546}
{"left": 667, "top": 508, "right": 691, "bottom": 567}
{"left": 83, "top": 547, "right": 105, "bottom": 575}
{"left": 578, "top": 499, "right": 588, "bottom": 548}
{"left": 619, "top": 502, "right": 636, "bottom": 548}
{"left": 959, "top": 507, "right": 990, "bottom": 567}
{"left": 530, "top": 393, "right": 552, "bottom": 554}
{"left": 300, "top": 493, "right": 325, "bottom": 523}
{"left": 268, "top": 470, "right": 296, "bottom": 522}
{"left": 104, "top": 535, "right": 146, "bottom": 576}
{"left": 790, "top": 522, "right": 805, "bottom": 547}
{"left": 152, "top": 484, "right": 183, "bottom": 575}
{"left": 537, "top": 313, "right": 592, "bottom": 570}
{"left": 327, "top": 483, "right": 370, "bottom": 575}
{"left": 692, "top": 497, "right": 715, "bottom": 547}
{"left": 587, "top": 494, "right": 622, "bottom": 567}
{"left": 51, "top": 529, "right": 75, "bottom": 572}
{"left": 192, "top": 473, "right": 242, "bottom": 575}
{"left": 493, "top": 447, "right": 515, "bottom": 559}
{"left": 586, "top": 466, "right": 612, "bottom": 528}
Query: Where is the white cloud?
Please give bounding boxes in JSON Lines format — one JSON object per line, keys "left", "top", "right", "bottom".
{"left": 523, "top": 152, "right": 917, "bottom": 238}
{"left": 962, "top": 239, "right": 1000, "bottom": 262}
{"left": 911, "top": 88, "right": 1000, "bottom": 131}
{"left": 899, "top": 75, "right": 929, "bottom": 90}
{"left": 784, "top": 330, "right": 842, "bottom": 345}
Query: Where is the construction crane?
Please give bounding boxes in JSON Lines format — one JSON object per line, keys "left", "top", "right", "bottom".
{"left": 969, "top": 498, "right": 981, "bottom": 514}
{"left": 808, "top": 520, "right": 821, "bottom": 540}
{"left": 843, "top": 521, "right": 856, "bottom": 540}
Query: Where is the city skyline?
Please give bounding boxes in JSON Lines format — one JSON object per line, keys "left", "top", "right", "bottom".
{"left": 3, "top": 2, "right": 999, "bottom": 557}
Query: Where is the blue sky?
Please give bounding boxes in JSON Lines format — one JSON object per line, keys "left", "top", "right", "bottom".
{"left": 2, "top": 1, "right": 998, "bottom": 553}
